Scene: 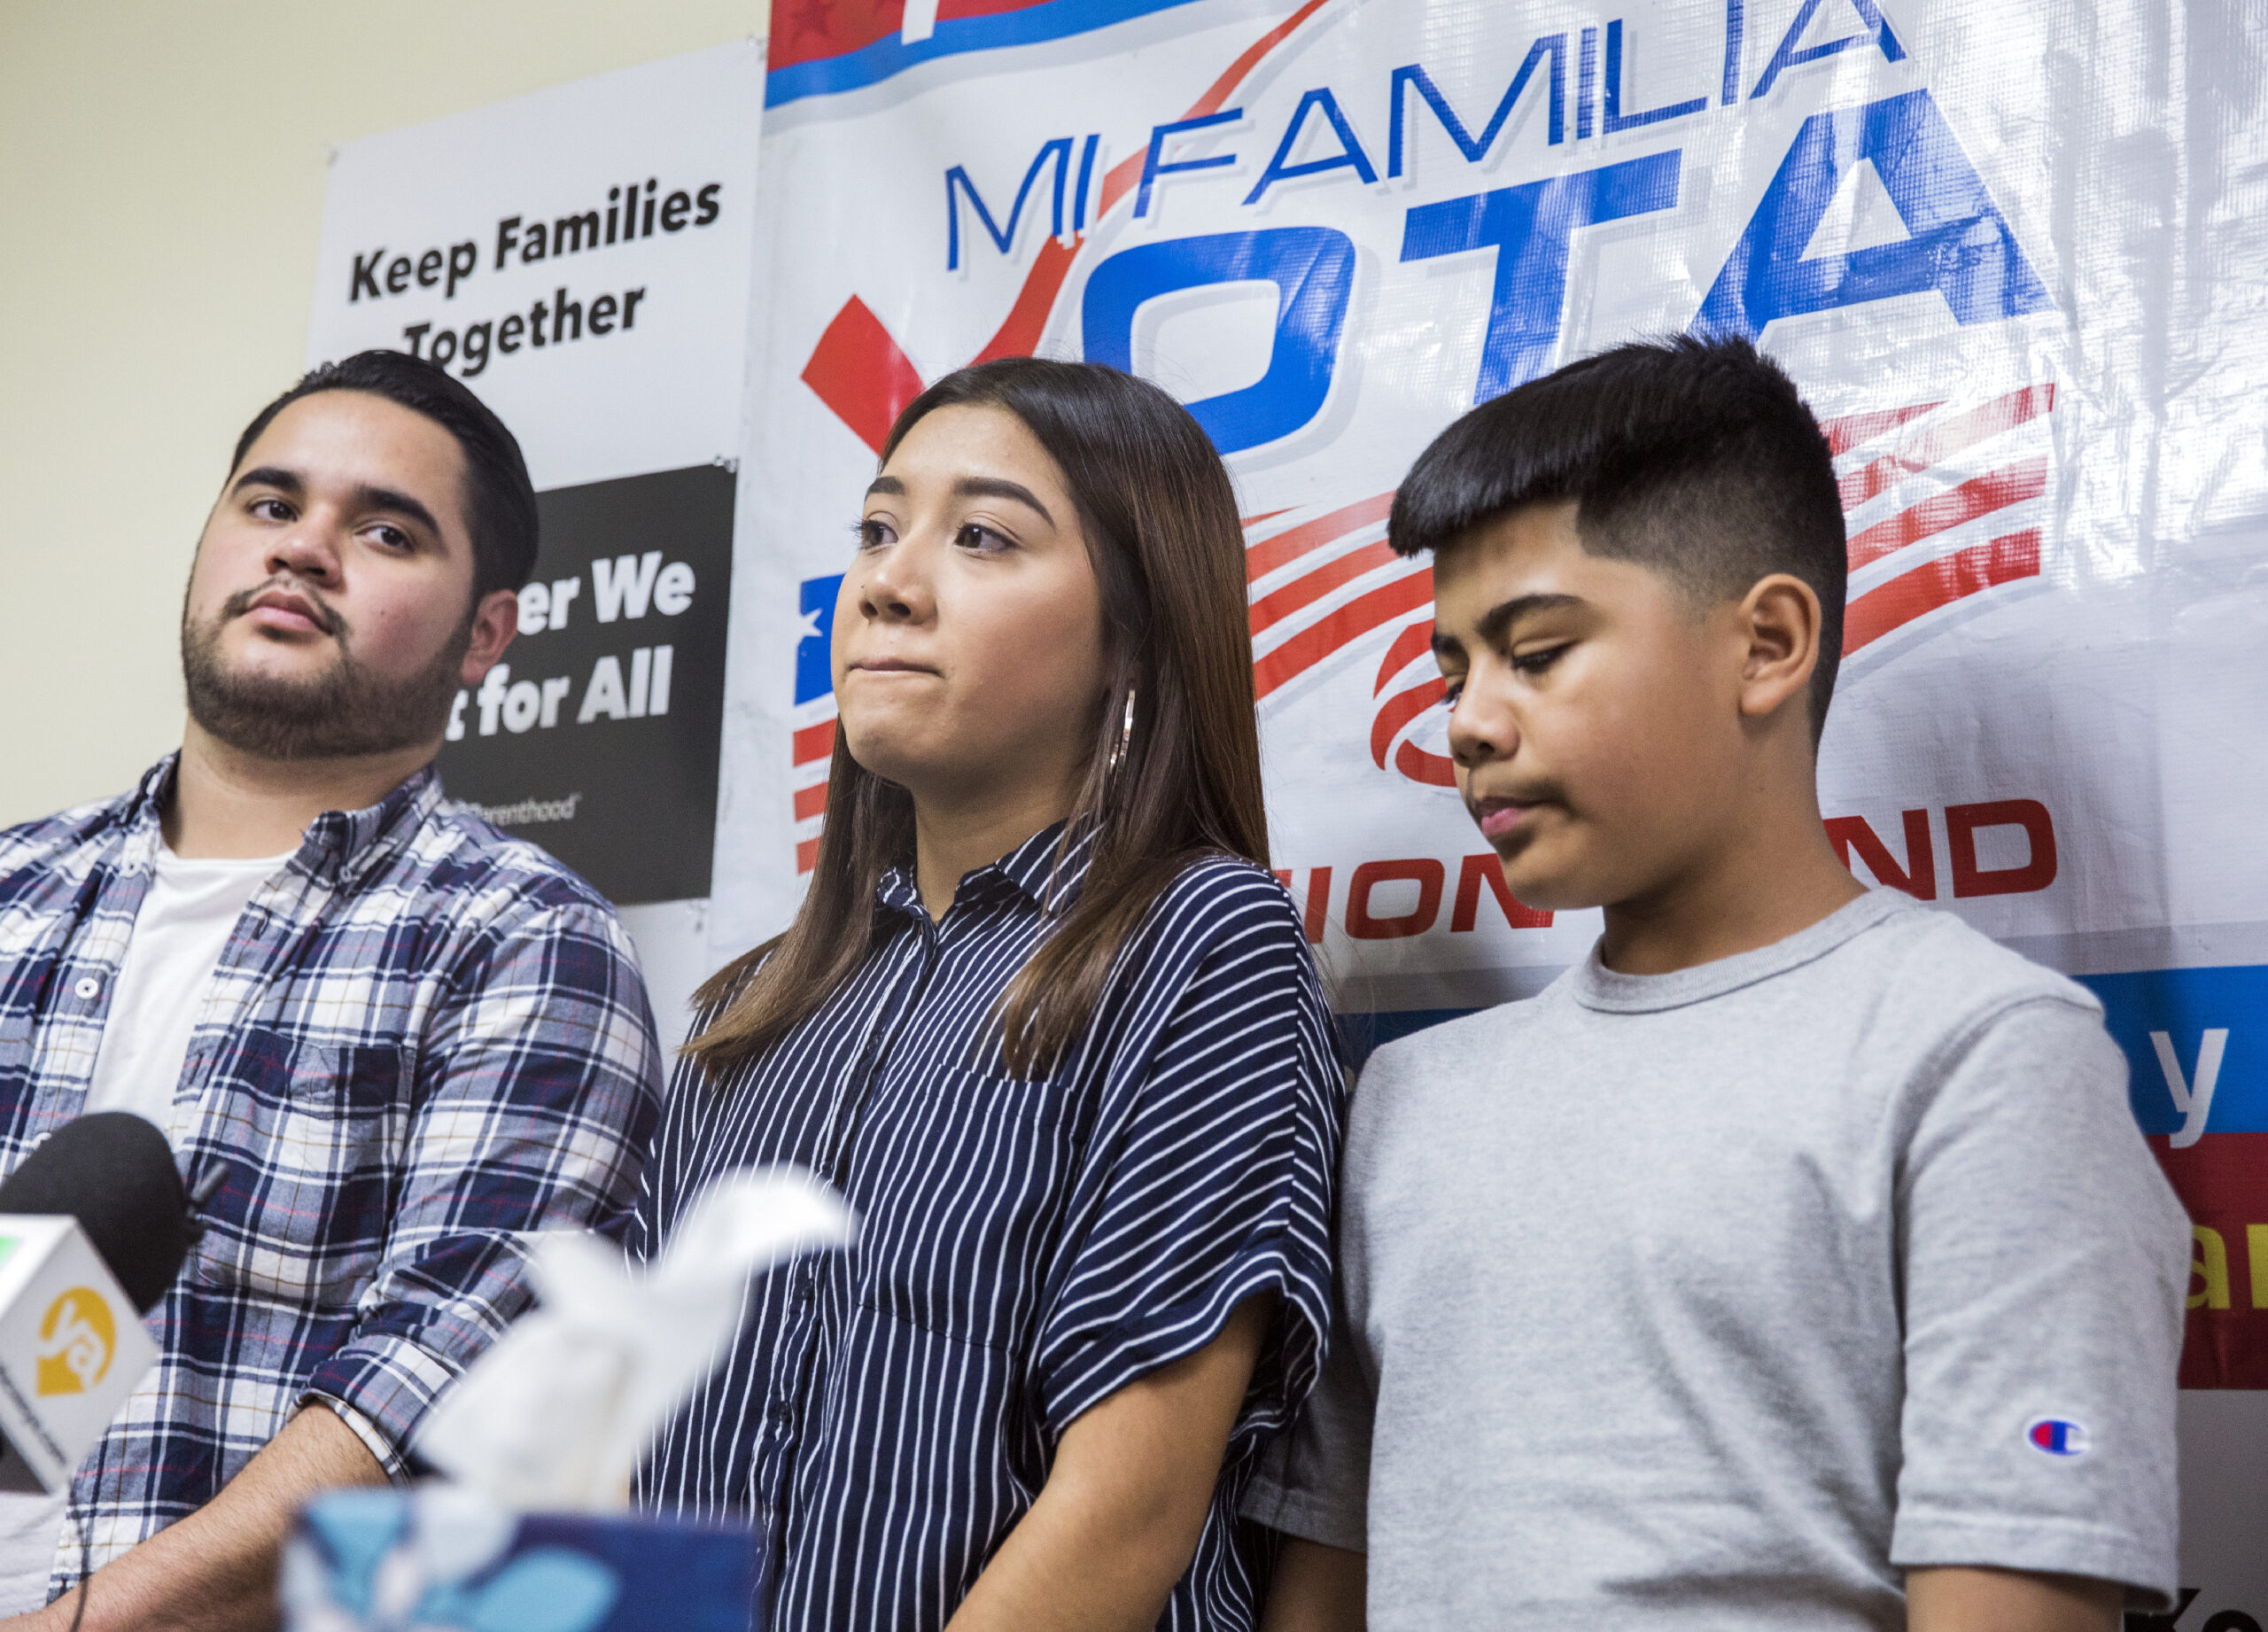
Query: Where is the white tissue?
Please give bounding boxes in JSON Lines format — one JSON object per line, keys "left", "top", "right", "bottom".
{"left": 416, "top": 1166, "right": 856, "bottom": 1510}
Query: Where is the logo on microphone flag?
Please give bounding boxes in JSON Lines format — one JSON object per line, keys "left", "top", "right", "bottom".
{"left": 35, "top": 1287, "right": 114, "bottom": 1396}
{"left": 2024, "top": 1417, "right": 2088, "bottom": 1457}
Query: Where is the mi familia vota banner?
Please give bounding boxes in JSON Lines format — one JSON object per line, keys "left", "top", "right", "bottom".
{"left": 708, "top": 0, "right": 2268, "bottom": 1368}
{"left": 308, "top": 42, "right": 766, "bottom": 1031}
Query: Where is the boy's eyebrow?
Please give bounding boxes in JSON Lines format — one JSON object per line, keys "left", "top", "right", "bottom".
{"left": 1435, "top": 592, "right": 1587, "bottom": 653}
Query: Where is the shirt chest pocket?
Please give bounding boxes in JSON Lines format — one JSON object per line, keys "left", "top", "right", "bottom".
{"left": 190, "top": 1031, "right": 410, "bottom": 1312}
{"left": 850, "top": 1065, "right": 1079, "bottom": 1348}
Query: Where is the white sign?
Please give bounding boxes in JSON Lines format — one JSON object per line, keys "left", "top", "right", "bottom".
{"left": 307, "top": 42, "right": 768, "bottom": 1035}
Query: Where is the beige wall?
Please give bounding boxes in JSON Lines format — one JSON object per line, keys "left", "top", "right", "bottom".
{"left": 0, "top": 1, "right": 767, "bottom": 826}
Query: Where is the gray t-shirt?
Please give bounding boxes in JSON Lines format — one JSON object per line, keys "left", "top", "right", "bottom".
{"left": 1246, "top": 890, "right": 2186, "bottom": 1629}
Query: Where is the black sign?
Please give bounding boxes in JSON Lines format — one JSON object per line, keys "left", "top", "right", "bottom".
{"left": 437, "top": 463, "right": 734, "bottom": 905}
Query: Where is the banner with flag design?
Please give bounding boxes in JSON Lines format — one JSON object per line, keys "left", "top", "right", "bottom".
{"left": 706, "top": 0, "right": 2268, "bottom": 1408}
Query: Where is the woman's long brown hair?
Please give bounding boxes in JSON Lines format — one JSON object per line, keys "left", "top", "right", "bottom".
{"left": 684, "top": 358, "right": 1269, "bottom": 1079}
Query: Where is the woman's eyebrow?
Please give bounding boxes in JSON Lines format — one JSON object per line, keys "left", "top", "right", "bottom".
{"left": 951, "top": 476, "right": 1053, "bottom": 525}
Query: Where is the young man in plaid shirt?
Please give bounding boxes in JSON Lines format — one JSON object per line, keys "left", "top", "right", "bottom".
{"left": 0, "top": 352, "right": 666, "bottom": 1629}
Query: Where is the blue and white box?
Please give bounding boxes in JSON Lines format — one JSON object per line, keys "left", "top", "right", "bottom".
{"left": 283, "top": 1488, "right": 757, "bottom": 1632}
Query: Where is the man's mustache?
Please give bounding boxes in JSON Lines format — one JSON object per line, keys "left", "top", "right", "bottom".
{"left": 220, "top": 577, "right": 345, "bottom": 639}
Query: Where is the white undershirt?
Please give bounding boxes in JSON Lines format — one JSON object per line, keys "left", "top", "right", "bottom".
{"left": 83, "top": 846, "right": 284, "bottom": 1133}
{"left": 0, "top": 845, "right": 287, "bottom": 1611}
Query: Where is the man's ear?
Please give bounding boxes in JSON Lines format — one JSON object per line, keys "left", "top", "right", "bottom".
{"left": 460, "top": 587, "right": 521, "bottom": 685}
{"left": 1734, "top": 573, "right": 1821, "bottom": 725}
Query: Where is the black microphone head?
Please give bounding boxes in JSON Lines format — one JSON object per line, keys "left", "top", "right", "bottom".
{"left": 0, "top": 1113, "right": 191, "bottom": 1313}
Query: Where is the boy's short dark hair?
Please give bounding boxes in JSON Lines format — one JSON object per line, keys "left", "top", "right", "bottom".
{"left": 1389, "top": 335, "right": 1846, "bottom": 742}
{"left": 230, "top": 350, "right": 540, "bottom": 601}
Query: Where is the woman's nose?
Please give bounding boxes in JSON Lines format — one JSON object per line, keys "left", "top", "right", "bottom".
{"left": 859, "top": 536, "right": 933, "bottom": 621}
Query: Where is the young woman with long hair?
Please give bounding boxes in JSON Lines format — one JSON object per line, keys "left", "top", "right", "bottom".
{"left": 634, "top": 359, "right": 1342, "bottom": 1631}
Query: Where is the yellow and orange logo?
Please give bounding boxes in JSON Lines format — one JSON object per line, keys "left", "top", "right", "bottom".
{"left": 35, "top": 1288, "right": 114, "bottom": 1396}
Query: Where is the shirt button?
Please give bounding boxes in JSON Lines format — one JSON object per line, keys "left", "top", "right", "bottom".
{"left": 769, "top": 1400, "right": 793, "bottom": 1427}
{"left": 73, "top": 977, "right": 99, "bottom": 1001}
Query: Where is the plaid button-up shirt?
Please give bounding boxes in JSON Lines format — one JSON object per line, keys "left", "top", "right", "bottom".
{"left": 0, "top": 757, "right": 664, "bottom": 1589}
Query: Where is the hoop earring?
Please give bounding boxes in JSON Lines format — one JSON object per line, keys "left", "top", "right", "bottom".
{"left": 1107, "top": 688, "right": 1137, "bottom": 776}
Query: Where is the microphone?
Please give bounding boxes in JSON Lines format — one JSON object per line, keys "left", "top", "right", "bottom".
{"left": 0, "top": 1113, "right": 198, "bottom": 1494}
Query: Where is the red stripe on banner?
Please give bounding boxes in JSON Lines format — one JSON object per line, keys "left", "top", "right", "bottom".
{"left": 1838, "top": 385, "right": 2055, "bottom": 511}
{"left": 1844, "top": 530, "right": 2040, "bottom": 653}
{"left": 973, "top": 234, "right": 1080, "bottom": 364}
{"left": 1371, "top": 676, "right": 1445, "bottom": 769}
{"left": 1251, "top": 540, "right": 1396, "bottom": 636}
{"left": 1821, "top": 401, "right": 1941, "bottom": 457}
{"left": 801, "top": 298, "right": 927, "bottom": 455}
{"left": 793, "top": 718, "right": 838, "bottom": 764}
{"left": 1373, "top": 618, "right": 1434, "bottom": 694}
{"left": 1845, "top": 458, "right": 2049, "bottom": 571}
{"left": 1091, "top": 139, "right": 1153, "bottom": 223}
{"left": 1241, "top": 507, "right": 1294, "bottom": 529}
{"left": 1254, "top": 567, "right": 1433, "bottom": 700}
{"left": 1246, "top": 492, "right": 1396, "bottom": 581}
{"left": 975, "top": 0, "right": 1334, "bottom": 363}
{"left": 1186, "top": 0, "right": 1332, "bottom": 118}
{"left": 2153, "top": 1131, "right": 2268, "bottom": 1389}
{"left": 1395, "top": 739, "right": 1457, "bottom": 787}
{"left": 938, "top": 0, "right": 1054, "bottom": 20}
{"left": 793, "top": 782, "right": 829, "bottom": 821}
{"left": 796, "top": 836, "right": 822, "bottom": 874}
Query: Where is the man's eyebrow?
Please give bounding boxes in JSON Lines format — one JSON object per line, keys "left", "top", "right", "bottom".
{"left": 231, "top": 469, "right": 448, "bottom": 541}
{"left": 350, "top": 484, "right": 446, "bottom": 541}
{"left": 1440, "top": 592, "right": 1587, "bottom": 652}
{"left": 230, "top": 466, "right": 304, "bottom": 498}
{"left": 951, "top": 476, "right": 1053, "bottom": 526}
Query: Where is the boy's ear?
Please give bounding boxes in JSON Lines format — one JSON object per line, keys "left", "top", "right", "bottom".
{"left": 1733, "top": 573, "right": 1822, "bottom": 726}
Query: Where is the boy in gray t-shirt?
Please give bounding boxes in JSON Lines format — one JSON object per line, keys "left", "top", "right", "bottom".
{"left": 1247, "top": 338, "right": 2187, "bottom": 1632}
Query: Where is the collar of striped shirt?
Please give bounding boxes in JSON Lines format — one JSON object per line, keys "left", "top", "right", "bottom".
{"left": 873, "top": 818, "right": 1098, "bottom": 922}
{"left": 0, "top": 751, "right": 664, "bottom": 1591}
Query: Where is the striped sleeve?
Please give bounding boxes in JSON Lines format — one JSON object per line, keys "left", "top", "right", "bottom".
{"left": 1031, "top": 869, "right": 1342, "bottom": 1445}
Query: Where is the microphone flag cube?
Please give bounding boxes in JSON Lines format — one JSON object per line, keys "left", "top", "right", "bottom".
{"left": 0, "top": 1214, "right": 161, "bottom": 1494}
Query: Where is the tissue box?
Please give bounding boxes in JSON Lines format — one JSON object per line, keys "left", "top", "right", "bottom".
{"left": 283, "top": 1487, "right": 759, "bottom": 1632}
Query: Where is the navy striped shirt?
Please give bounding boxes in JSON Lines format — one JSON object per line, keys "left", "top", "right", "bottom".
{"left": 633, "top": 824, "right": 1342, "bottom": 1630}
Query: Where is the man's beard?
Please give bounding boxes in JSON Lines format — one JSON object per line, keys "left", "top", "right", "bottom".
{"left": 181, "top": 577, "right": 471, "bottom": 762}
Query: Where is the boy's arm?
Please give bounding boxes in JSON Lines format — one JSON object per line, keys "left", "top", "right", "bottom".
{"left": 1259, "top": 1540, "right": 1366, "bottom": 1632}
{"left": 1906, "top": 1566, "right": 2121, "bottom": 1632}
{"left": 1891, "top": 996, "right": 2186, "bottom": 1608}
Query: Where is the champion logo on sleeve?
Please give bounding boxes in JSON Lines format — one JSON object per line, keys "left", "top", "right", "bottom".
{"left": 2025, "top": 1418, "right": 2089, "bottom": 1457}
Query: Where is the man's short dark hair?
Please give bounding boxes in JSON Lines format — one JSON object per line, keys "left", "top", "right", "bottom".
{"left": 1390, "top": 334, "right": 1847, "bottom": 742}
{"left": 230, "top": 350, "right": 540, "bottom": 600}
